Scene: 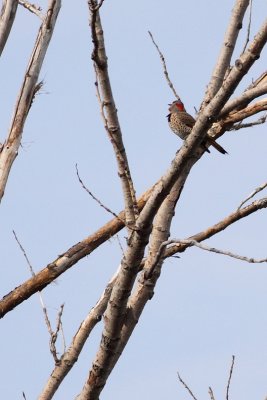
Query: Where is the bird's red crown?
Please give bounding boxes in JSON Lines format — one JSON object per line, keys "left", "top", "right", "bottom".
{"left": 174, "top": 100, "right": 185, "bottom": 111}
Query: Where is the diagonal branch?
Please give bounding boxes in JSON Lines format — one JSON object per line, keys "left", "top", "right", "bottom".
{"left": 0, "top": 188, "right": 152, "bottom": 319}
{"left": 163, "top": 197, "right": 267, "bottom": 259}
{"left": 148, "top": 30, "right": 180, "bottom": 99}
{"left": 237, "top": 181, "right": 267, "bottom": 209}
{"left": 226, "top": 355, "right": 235, "bottom": 400}
{"left": 210, "top": 98, "right": 267, "bottom": 140}
{"left": 0, "top": 0, "right": 61, "bottom": 202}
{"left": 76, "top": 164, "right": 124, "bottom": 223}
{"left": 224, "top": 99, "right": 267, "bottom": 125}
{"left": 219, "top": 78, "right": 267, "bottom": 117}
{"left": 177, "top": 372, "right": 198, "bottom": 400}
{"left": 18, "top": 0, "right": 44, "bottom": 19}
{"left": 203, "top": 0, "right": 250, "bottom": 107}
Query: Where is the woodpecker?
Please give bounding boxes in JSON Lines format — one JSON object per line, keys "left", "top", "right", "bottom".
{"left": 167, "top": 99, "right": 227, "bottom": 154}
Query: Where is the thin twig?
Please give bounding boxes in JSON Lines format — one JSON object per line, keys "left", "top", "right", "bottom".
{"left": 238, "top": 182, "right": 267, "bottom": 209}
{"left": 115, "top": 234, "right": 125, "bottom": 256}
{"left": 230, "top": 112, "right": 267, "bottom": 130}
{"left": 75, "top": 163, "right": 126, "bottom": 225}
{"left": 18, "top": 0, "right": 44, "bottom": 19}
{"left": 13, "top": 230, "right": 35, "bottom": 277}
{"left": 50, "top": 303, "right": 65, "bottom": 360}
{"left": 13, "top": 230, "right": 64, "bottom": 364}
{"left": 147, "top": 238, "right": 267, "bottom": 278}
{"left": 174, "top": 239, "right": 267, "bottom": 264}
{"left": 148, "top": 31, "right": 180, "bottom": 100}
{"left": 241, "top": 0, "right": 253, "bottom": 54}
{"left": 22, "top": 392, "right": 27, "bottom": 400}
{"left": 208, "top": 387, "right": 216, "bottom": 400}
{"left": 177, "top": 372, "right": 198, "bottom": 400}
{"left": 226, "top": 355, "right": 235, "bottom": 400}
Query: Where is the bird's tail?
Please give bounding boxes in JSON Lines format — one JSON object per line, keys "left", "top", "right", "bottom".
{"left": 207, "top": 137, "right": 228, "bottom": 155}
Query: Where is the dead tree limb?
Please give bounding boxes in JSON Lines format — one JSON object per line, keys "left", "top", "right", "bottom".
{"left": 0, "top": 0, "right": 19, "bottom": 56}
{"left": 0, "top": 0, "right": 61, "bottom": 202}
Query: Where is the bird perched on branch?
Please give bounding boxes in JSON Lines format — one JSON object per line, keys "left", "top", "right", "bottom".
{"left": 167, "top": 99, "right": 227, "bottom": 154}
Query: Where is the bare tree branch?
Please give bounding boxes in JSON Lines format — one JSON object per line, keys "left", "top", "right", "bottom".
{"left": 238, "top": 182, "right": 267, "bottom": 209}
{"left": 177, "top": 372, "right": 198, "bottom": 400}
{"left": 0, "top": 188, "right": 152, "bottom": 318}
{"left": 202, "top": 0, "right": 250, "bottom": 107}
{"left": 102, "top": 180, "right": 187, "bottom": 384}
{"left": 0, "top": 0, "right": 61, "bottom": 202}
{"left": 219, "top": 82, "right": 267, "bottom": 117}
{"left": 13, "top": 230, "right": 65, "bottom": 365}
{"left": 241, "top": 0, "right": 253, "bottom": 54}
{"left": 250, "top": 71, "right": 267, "bottom": 87}
{"left": 224, "top": 99, "right": 267, "bottom": 125}
{"left": 163, "top": 197, "right": 267, "bottom": 260}
{"left": 154, "top": 238, "right": 267, "bottom": 267}
{"left": 209, "top": 387, "right": 216, "bottom": 400}
{"left": 2, "top": 2, "right": 266, "bottom": 324}
{"left": 148, "top": 30, "right": 180, "bottom": 99}
{"left": 2, "top": 1, "right": 267, "bottom": 398}
{"left": 226, "top": 356, "right": 235, "bottom": 400}
{"left": 0, "top": 0, "right": 19, "bottom": 56}
{"left": 18, "top": 0, "right": 44, "bottom": 19}
{"left": 38, "top": 267, "right": 120, "bottom": 400}
{"left": 89, "top": 0, "right": 138, "bottom": 228}
{"left": 211, "top": 99, "right": 267, "bottom": 141}
{"left": 13, "top": 230, "right": 35, "bottom": 276}
{"left": 75, "top": 163, "right": 125, "bottom": 224}
{"left": 229, "top": 112, "right": 267, "bottom": 130}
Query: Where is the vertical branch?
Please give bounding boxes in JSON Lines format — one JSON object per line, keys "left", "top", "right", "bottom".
{"left": 0, "top": 0, "right": 61, "bottom": 202}
{"left": 0, "top": 0, "right": 19, "bottom": 56}
{"left": 89, "top": 0, "right": 138, "bottom": 229}
{"left": 202, "top": 0, "right": 250, "bottom": 107}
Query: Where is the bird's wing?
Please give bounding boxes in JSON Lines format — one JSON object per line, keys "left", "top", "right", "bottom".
{"left": 180, "top": 112, "right": 196, "bottom": 128}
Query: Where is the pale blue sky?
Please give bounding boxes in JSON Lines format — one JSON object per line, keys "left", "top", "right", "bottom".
{"left": 1, "top": 1, "right": 267, "bottom": 399}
